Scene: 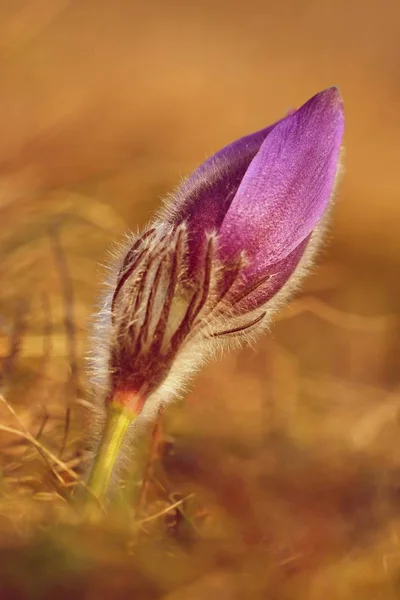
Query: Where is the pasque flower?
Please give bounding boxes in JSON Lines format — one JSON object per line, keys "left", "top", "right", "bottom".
{"left": 86, "top": 88, "right": 344, "bottom": 510}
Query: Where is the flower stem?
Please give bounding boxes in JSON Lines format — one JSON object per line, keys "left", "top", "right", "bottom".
{"left": 137, "top": 412, "right": 163, "bottom": 514}
{"left": 84, "top": 404, "right": 136, "bottom": 519}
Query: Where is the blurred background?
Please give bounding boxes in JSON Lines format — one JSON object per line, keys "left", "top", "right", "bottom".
{"left": 0, "top": 1, "right": 400, "bottom": 599}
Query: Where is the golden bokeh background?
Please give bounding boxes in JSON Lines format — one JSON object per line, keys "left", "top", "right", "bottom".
{"left": 0, "top": 1, "right": 399, "bottom": 599}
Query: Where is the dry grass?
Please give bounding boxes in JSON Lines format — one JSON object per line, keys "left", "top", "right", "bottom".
{"left": 0, "top": 194, "right": 399, "bottom": 599}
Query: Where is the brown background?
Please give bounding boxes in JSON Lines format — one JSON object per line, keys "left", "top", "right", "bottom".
{"left": 0, "top": 2, "right": 400, "bottom": 599}
{"left": 0, "top": 0, "right": 399, "bottom": 259}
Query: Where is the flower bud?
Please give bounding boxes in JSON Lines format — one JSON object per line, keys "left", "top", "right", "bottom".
{"left": 92, "top": 88, "right": 344, "bottom": 421}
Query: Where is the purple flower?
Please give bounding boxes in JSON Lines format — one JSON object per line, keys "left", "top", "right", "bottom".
{"left": 92, "top": 88, "right": 344, "bottom": 417}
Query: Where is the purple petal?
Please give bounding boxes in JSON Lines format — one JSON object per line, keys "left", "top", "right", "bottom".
{"left": 234, "top": 237, "right": 310, "bottom": 313}
{"left": 162, "top": 122, "right": 281, "bottom": 240}
{"left": 218, "top": 88, "right": 344, "bottom": 276}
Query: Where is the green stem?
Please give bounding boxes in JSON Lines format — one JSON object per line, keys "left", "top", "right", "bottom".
{"left": 84, "top": 405, "right": 136, "bottom": 519}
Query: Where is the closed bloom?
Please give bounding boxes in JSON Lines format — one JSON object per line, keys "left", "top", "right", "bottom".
{"left": 86, "top": 88, "right": 344, "bottom": 508}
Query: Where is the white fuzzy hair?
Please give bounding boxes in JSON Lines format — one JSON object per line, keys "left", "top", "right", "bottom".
{"left": 85, "top": 151, "right": 344, "bottom": 484}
